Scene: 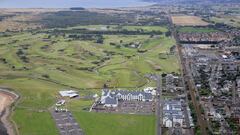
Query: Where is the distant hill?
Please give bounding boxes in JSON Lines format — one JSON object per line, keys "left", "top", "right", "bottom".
{"left": 70, "top": 7, "right": 85, "bottom": 10}
{"left": 143, "top": 0, "right": 240, "bottom": 4}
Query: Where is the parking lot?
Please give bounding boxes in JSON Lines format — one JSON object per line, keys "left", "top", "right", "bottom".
{"left": 93, "top": 100, "right": 155, "bottom": 115}
{"left": 51, "top": 110, "right": 84, "bottom": 135}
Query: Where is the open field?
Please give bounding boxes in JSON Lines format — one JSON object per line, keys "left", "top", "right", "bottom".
{"left": 13, "top": 108, "right": 59, "bottom": 135}
{"left": 177, "top": 27, "right": 219, "bottom": 33}
{"left": 73, "top": 112, "right": 156, "bottom": 135}
{"left": 0, "top": 8, "right": 136, "bottom": 32}
{"left": 211, "top": 16, "right": 240, "bottom": 27}
{"left": 0, "top": 9, "right": 45, "bottom": 32}
{"left": 172, "top": 16, "right": 209, "bottom": 26}
{"left": 68, "top": 25, "right": 168, "bottom": 32}
{"left": 68, "top": 99, "right": 156, "bottom": 135}
{"left": 0, "top": 25, "right": 178, "bottom": 135}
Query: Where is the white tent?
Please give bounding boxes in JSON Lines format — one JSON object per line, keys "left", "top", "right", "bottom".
{"left": 59, "top": 90, "right": 79, "bottom": 98}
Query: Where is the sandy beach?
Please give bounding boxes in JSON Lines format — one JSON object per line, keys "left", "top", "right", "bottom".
{"left": 0, "top": 89, "right": 18, "bottom": 135}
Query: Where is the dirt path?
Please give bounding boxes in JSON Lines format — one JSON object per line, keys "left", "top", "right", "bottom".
{"left": 0, "top": 89, "right": 19, "bottom": 135}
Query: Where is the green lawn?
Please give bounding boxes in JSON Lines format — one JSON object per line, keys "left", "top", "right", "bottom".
{"left": 13, "top": 108, "right": 58, "bottom": 135}
{"left": 70, "top": 98, "right": 156, "bottom": 135}
{"left": 0, "top": 78, "right": 60, "bottom": 109}
{"left": 73, "top": 112, "right": 156, "bottom": 135}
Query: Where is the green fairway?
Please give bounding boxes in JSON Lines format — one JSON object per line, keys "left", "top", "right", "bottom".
{"left": 0, "top": 25, "right": 179, "bottom": 135}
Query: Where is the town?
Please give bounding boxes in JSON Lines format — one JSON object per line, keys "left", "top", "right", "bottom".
{"left": 0, "top": 1, "right": 239, "bottom": 135}
{"left": 172, "top": 14, "right": 240, "bottom": 134}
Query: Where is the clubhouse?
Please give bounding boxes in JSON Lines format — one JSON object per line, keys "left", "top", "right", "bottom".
{"left": 100, "top": 89, "right": 154, "bottom": 107}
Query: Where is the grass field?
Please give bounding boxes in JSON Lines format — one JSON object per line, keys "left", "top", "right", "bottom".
{"left": 73, "top": 112, "right": 156, "bottom": 135}
{"left": 13, "top": 108, "right": 58, "bottom": 135}
{"left": 211, "top": 16, "right": 240, "bottom": 27}
{"left": 172, "top": 16, "right": 209, "bottom": 26}
{"left": 0, "top": 25, "right": 179, "bottom": 135}
{"left": 68, "top": 99, "right": 156, "bottom": 135}
{"left": 177, "top": 27, "right": 219, "bottom": 33}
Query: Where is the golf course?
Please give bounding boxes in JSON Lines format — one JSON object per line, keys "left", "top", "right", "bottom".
{"left": 0, "top": 25, "right": 179, "bottom": 135}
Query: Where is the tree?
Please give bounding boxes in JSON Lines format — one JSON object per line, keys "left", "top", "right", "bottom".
{"left": 103, "top": 83, "right": 108, "bottom": 88}
{"left": 116, "top": 45, "right": 121, "bottom": 49}
{"left": 96, "top": 38, "right": 103, "bottom": 44}
{"left": 165, "top": 31, "right": 171, "bottom": 37}
{"left": 42, "top": 74, "right": 50, "bottom": 79}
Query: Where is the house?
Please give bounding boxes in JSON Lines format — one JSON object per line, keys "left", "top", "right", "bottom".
{"left": 163, "top": 100, "right": 184, "bottom": 128}
{"left": 100, "top": 89, "right": 154, "bottom": 107}
{"left": 165, "top": 74, "right": 183, "bottom": 92}
{"left": 59, "top": 90, "right": 79, "bottom": 98}
{"left": 144, "top": 87, "right": 157, "bottom": 95}
{"left": 236, "top": 78, "right": 240, "bottom": 98}
{"left": 164, "top": 117, "right": 173, "bottom": 127}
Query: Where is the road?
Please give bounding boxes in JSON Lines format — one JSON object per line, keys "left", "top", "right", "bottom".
{"left": 156, "top": 75, "right": 162, "bottom": 135}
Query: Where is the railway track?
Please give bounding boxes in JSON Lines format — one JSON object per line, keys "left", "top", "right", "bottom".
{"left": 168, "top": 14, "right": 208, "bottom": 135}
{"left": 176, "top": 44, "right": 208, "bottom": 135}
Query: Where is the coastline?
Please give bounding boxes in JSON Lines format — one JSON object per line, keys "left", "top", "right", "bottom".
{"left": 0, "top": 88, "right": 19, "bottom": 135}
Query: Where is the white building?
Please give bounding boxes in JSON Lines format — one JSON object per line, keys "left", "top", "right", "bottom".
{"left": 163, "top": 100, "right": 184, "bottom": 128}
{"left": 144, "top": 87, "right": 157, "bottom": 95}
{"left": 100, "top": 89, "right": 154, "bottom": 107}
{"left": 59, "top": 90, "right": 79, "bottom": 98}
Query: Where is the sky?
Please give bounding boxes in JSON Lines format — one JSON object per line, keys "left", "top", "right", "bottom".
{"left": 0, "top": 0, "right": 154, "bottom": 8}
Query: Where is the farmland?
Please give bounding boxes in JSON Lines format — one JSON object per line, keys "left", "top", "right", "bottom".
{"left": 0, "top": 25, "right": 178, "bottom": 135}
{"left": 172, "top": 16, "right": 209, "bottom": 26}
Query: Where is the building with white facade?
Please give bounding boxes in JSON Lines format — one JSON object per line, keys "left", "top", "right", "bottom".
{"left": 163, "top": 100, "right": 184, "bottom": 128}
{"left": 100, "top": 89, "right": 154, "bottom": 107}
{"left": 59, "top": 90, "right": 79, "bottom": 98}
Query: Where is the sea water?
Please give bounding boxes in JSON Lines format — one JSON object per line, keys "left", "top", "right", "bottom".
{"left": 0, "top": 0, "right": 154, "bottom": 8}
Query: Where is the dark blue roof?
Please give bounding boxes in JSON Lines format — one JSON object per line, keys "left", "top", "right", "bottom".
{"left": 105, "top": 97, "right": 117, "bottom": 105}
